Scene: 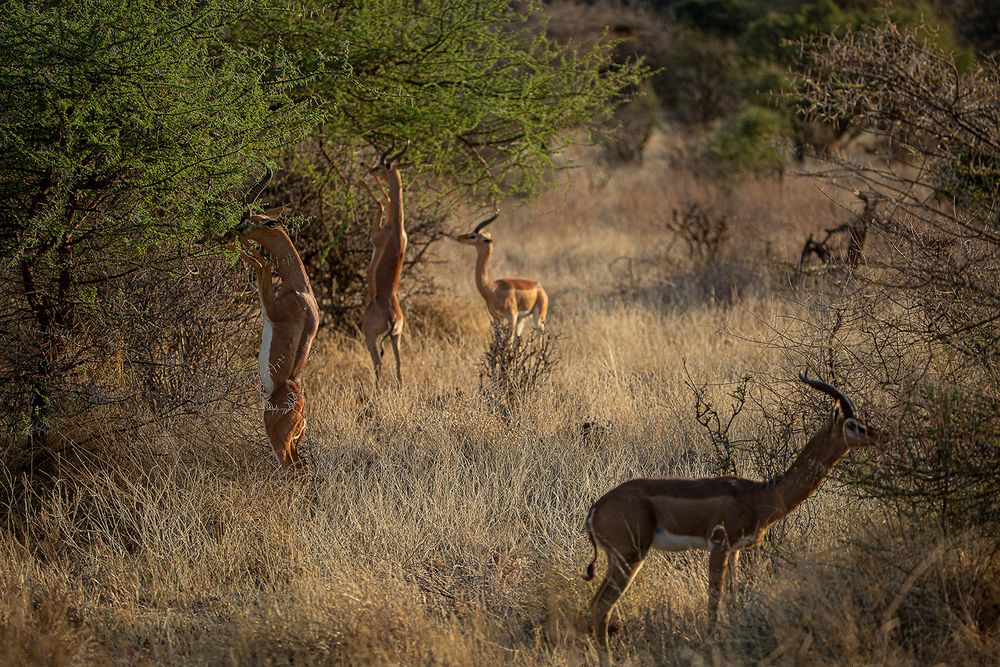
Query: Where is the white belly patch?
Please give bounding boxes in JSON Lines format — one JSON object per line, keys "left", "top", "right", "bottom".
{"left": 652, "top": 526, "right": 711, "bottom": 552}
{"left": 259, "top": 315, "right": 274, "bottom": 395}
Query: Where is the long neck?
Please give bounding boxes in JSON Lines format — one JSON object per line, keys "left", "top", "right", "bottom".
{"left": 371, "top": 171, "right": 405, "bottom": 295}
{"left": 252, "top": 228, "right": 311, "bottom": 292}
{"left": 386, "top": 170, "right": 404, "bottom": 240}
{"left": 474, "top": 244, "right": 494, "bottom": 300}
{"left": 760, "top": 425, "right": 848, "bottom": 526}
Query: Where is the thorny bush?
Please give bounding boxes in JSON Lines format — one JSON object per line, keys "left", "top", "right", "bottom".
{"left": 788, "top": 22, "right": 1000, "bottom": 531}
{"left": 479, "top": 322, "right": 560, "bottom": 420}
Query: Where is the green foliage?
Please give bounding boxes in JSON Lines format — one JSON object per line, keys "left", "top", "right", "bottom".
{"left": 741, "top": 61, "right": 795, "bottom": 114}
{"left": 704, "top": 105, "right": 786, "bottom": 176}
{"left": 0, "top": 0, "right": 648, "bottom": 454}
{"left": 237, "top": 0, "right": 647, "bottom": 198}
{"left": 1, "top": 1, "right": 312, "bottom": 261}
{"left": 0, "top": 0, "right": 315, "bottom": 452}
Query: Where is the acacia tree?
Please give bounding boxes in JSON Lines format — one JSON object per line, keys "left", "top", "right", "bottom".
{"left": 241, "top": 0, "right": 644, "bottom": 193}
{"left": 234, "top": 0, "right": 647, "bottom": 326}
{"left": 0, "top": 0, "right": 314, "bottom": 466}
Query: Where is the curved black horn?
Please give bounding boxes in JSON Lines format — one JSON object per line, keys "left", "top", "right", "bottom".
{"left": 472, "top": 208, "right": 501, "bottom": 234}
{"left": 378, "top": 145, "right": 394, "bottom": 167}
{"left": 385, "top": 140, "right": 410, "bottom": 166}
{"left": 799, "top": 371, "right": 856, "bottom": 420}
{"left": 243, "top": 167, "right": 273, "bottom": 206}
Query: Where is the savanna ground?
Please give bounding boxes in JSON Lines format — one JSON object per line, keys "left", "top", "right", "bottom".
{"left": 3, "top": 129, "right": 997, "bottom": 666}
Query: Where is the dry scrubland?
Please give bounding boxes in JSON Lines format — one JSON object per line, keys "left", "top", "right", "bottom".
{"left": 3, "top": 133, "right": 998, "bottom": 666}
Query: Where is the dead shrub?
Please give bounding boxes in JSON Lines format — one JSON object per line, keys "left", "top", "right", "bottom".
{"left": 607, "top": 200, "right": 762, "bottom": 309}
{"left": 479, "top": 322, "right": 560, "bottom": 418}
{"left": 666, "top": 203, "right": 733, "bottom": 265}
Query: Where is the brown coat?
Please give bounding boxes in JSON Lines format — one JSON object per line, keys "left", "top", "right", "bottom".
{"left": 238, "top": 217, "right": 319, "bottom": 467}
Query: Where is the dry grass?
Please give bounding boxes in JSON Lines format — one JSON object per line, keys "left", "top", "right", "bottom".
{"left": 2, "top": 130, "right": 997, "bottom": 665}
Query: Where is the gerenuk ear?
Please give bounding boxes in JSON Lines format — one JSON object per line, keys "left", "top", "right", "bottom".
{"left": 824, "top": 404, "right": 840, "bottom": 428}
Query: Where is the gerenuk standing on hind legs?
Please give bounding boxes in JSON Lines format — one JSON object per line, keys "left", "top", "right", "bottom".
{"left": 360, "top": 144, "right": 408, "bottom": 386}
{"left": 231, "top": 168, "right": 319, "bottom": 469}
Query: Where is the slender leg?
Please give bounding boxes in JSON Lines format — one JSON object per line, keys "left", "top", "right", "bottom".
{"left": 288, "top": 392, "right": 306, "bottom": 467}
{"left": 369, "top": 171, "right": 389, "bottom": 206}
{"left": 253, "top": 263, "right": 277, "bottom": 316}
{"left": 238, "top": 238, "right": 265, "bottom": 264}
{"left": 362, "top": 304, "right": 384, "bottom": 385}
{"left": 590, "top": 557, "right": 645, "bottom": 667}
{"left": 280, "top": 415, "right": 306, "bottom": 468}
{"left": 363, "top": 326, "right": 382, "bottom": 385}
{"left": 515, "top": 315, "right": 527, "bottom": 337}
{"left": 726, "top": 550, "right": 740, "bottom": 601}
{"left": 240, "top": 249, "right": 265, "bottom": 271}
{"left": 264, "top": 387, "right": 305, "bottom": 468}
{"left": 708, "top": 545, "right": 730, "bottom": 632}
{"left": 294, "top": 417, "right": 306, "bottom": 451}
{"left": 390, "top": 333, "right": 402, "bottom": 384}
{"left": 506, "top": 312, "right": 517, "bottom": 346}
{"left": 536, "top": 289, "right": 548, "bottom": 335}
{"left": 359, "top": 174, "right": 386, "bottom": 230}
{"left": 366, "top": 336, "right": 381, "bottom": 384}
{"left": 533, "top": 310, "right": 545, "bottom": 339}
{"left": 240, "top": 244, "right": 278, "bottom": 316}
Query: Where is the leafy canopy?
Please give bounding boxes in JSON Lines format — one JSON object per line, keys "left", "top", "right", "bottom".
{"left": 1, "top": 0, "right": 313, "bottom": 273}
{"left": 236, "top": 0, "right": 646, "bottom": 199}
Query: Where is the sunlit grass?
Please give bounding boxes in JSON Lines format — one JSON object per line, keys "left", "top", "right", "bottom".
{"left": 2, "top": 138, "right": 996, "bottom": 666}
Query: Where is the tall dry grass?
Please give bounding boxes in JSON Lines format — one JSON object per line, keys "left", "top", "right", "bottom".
{"left": 2, "top": 130, "right": 997, "bottom": 665}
